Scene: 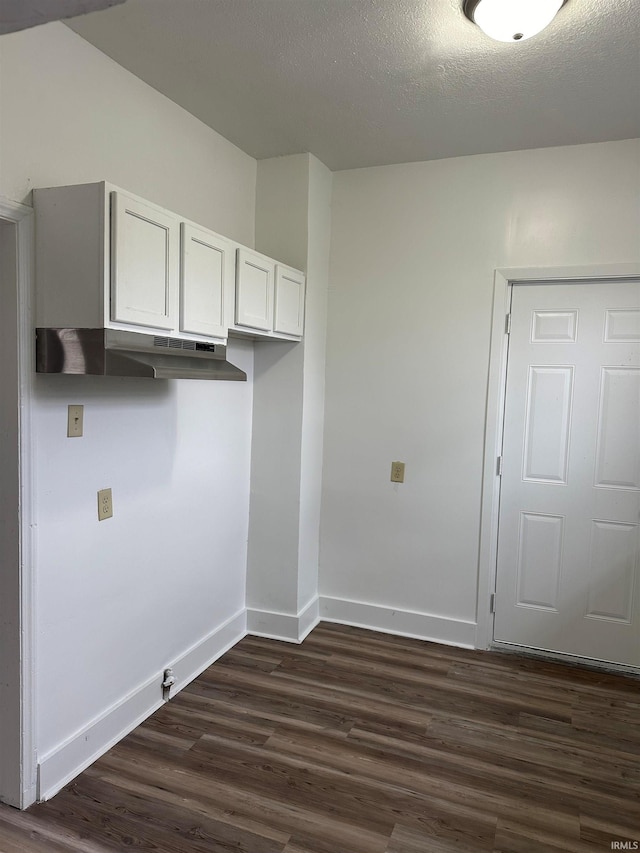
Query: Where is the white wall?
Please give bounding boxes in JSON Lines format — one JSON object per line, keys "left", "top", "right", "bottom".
{"left": 247, "top": 155, "right": 308, "bottom": 621}
{"left": 0, "top": 22, "right": 256, "bottom": 797}
{"left": 247, "top": 154, "right": 332, "bottom": 637}
{"left": 0, "top": 24, "right": 255, "bottom": 244}
{"left": 320, "top": 139, "right": 640, "bottom": 644}
{"left": 298, "top": 156, "right": 332, "bottom": 611}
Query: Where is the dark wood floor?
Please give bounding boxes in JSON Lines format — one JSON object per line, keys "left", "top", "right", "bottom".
{"left": 1, "top": 623, "right": 639, "bottom": 852}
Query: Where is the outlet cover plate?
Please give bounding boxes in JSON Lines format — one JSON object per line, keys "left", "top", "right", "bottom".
{"left": 97, "top": 488, "right": 113, "bottom": 521}
{"left": 390, "top": 461, "right": 405, "bottom": 483}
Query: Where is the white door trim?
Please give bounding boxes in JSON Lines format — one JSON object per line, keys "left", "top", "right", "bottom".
{"left": 476, "top": 263, "right": 640, "bottom": 654}
{"left": 0, "top": 196, "right": 37, "bottom": 808}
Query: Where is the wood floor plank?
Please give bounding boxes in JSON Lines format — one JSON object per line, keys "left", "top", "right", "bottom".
{"left": 579, "top": 813, "right": 640, "bottom": 847}
{"left": 42, "top": 774, "right": 286, "bottom": 853}
{"left": 423, "top": 715, "right": 640, "bottom": 792}
{"left": 182, "top": 733, "right": 399, "bottom": 837}
{"left": 386, "top": 822, "right": 491, "bottom": 853}
{"left": 85, "top": 766, "right": 293, "bottom": 847}
{"left": 0, "top": 809, "right": 109, "bottom": 853}
{"left": 91, "top": 745, "right": 390, "bottom": 853}
{"left": 144, "top": 699, "right": 275, "bottom": 746}
{"left": 494, "top": 819, "right": 597, "bottom": 853}
{"left": 275, "top": 652, "right": 574, "bottom": 721}
{"left": 518, "top": 711, "right": 640, "bottom": 757}
{"left": 1, "top": 623, "right": 638, "bottom": 852}
{"left": 191, "top": 666, "right": 434, "bottom": 729}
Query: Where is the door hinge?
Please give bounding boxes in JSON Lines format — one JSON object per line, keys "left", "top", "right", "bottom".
{"left": 497, "top": 455, "right": 503, "bottom": 477}
{"left": 490, "top": 592, "right": 496, "bottom": 614}
{"left": 505, "top": 313, "right": 511, "bottom": 334}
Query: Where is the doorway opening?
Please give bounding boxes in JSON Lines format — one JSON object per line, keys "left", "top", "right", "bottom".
{"left": 0, "top": 203, "right": 36, "bottom": 808}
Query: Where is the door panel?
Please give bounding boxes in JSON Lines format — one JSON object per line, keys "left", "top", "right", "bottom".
{"left": 522, "top": 366, "right": 573, "bottom": 483}
{"left": 586, "top": 520, "right": 637, "bottom": 622}
{"left": 516, "top": 512, "right": 563, "bottom": 609}
{"left": 531, "top": 310, "right": 578, "bottom": 343}
{"left": 494, "top": 279, "right": 640, "bottom": 666}
{"left": 594, "top": 368, "right": 640, "bottom": 490}
{"left": 605, "top": 309, "right": 640, "bottom": 342}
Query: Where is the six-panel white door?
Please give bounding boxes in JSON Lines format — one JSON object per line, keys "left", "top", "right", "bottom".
{"left": 494, "top": 280, "right": 640, "bottom": 666}
{"left": 110, "top": 190, "right": 178, "bottom": 330}
{"left": 180, "top": 223, "right": 232, "bottom": 340}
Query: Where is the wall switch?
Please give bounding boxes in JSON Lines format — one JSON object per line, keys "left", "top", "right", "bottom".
{"left": 97, "top": 488, "right": 113, "bottom": 521}
{"left": 67, "top": 405, "right": 84, "bottom": 437}
{"left": 390, "top": 461, "right": 405, "bottom": 483}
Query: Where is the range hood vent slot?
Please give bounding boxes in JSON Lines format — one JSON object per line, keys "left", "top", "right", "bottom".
{"left": 153, "top": 336, "right": 198, "bottom": 351}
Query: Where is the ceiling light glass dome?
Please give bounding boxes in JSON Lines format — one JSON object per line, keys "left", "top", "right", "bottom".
{"left": 464, "top": 0, "right": 565, "bottom": 42}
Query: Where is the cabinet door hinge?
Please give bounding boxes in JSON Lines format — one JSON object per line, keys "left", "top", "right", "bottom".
{"left": 497, "top": 456, "right": 503, "bottom": 477}
{"left": 490, "top": 592, "right": 496, "bottom": 614}
{"left": 505, "top": 313, "right": 512, "bottom": 334}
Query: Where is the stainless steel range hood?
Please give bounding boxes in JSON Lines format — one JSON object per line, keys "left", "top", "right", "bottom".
{"left": 35, "top": 328, "right": 247, "bottom": 381}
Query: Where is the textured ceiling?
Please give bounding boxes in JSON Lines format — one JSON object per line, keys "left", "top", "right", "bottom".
{"left": 67, "top": 0, "right": 640, "bottom": 171}
{"left": 0, "top": 0, "right": 125, "bottom": 35}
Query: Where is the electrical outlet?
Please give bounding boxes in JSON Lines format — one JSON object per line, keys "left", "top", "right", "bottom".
{"left": 390, "top": 461, "right": 405, "bottom": 483}
{"left": 67, "top": 404, "right": 84, "bottom": 437}
{"left": 97, "top": 488, "right": 113, "bottom": 521}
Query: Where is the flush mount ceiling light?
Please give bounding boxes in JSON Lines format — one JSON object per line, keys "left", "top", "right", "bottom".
{"left": 464, "top": 0, "right": 566, "bottom": 42}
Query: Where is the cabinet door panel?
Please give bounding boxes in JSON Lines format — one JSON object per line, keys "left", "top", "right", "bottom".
{"left": 180, "top": 223, "right": 230, "bottom": 340}
{"left": 274, "top": 264, "right": 305, "bottom": 337}
{"left": 235, "top": 248, "right": 273, "bottom": 332}
{"left": 111, "top": 191, "right": 177, "bottom": 330}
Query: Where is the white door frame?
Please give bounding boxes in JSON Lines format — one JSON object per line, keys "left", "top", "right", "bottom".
{"left": 0, "top": 197, "right": 37, "bottom": 808}
{"left": 476, "top": 262, "right": 640, "bottom": 656}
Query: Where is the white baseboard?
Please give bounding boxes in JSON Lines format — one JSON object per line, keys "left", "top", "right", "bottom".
{"left": 247, "top": 596, "right": 320, "bottom": 644}
{"left": 319, "top": 596, "right": 476, "bottom": 648}
{"left": 37, "top": 608, "right": 247, "bottom": 801}
{"left": 298, "top": 596, "right": 320, "bottom": 640}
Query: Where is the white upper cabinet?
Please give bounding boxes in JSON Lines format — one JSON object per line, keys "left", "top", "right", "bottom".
{"left": 235, "top": 248, "right": 274, "bottom": 332}
{"left": 180, "top": 222, "right": 233, "bottom": 340}
{"left": 111, "top": 190, "right": 178, "bottom": 331}
{"left": 35, "top": 182, "right": 223, "bottom": 343}
{"left": 274, "top": 264, "right": 306, "bottom": 337}
{"left": 234, "top": 249, "right": 305, "bottom": 340}
{"left": 34, "top": 181, "right": 305, "bottom": 345}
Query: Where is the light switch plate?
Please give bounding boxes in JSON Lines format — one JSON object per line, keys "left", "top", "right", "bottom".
{"left": 97, "top": 488, "right": 113, "bottom": 521}
{"left": 390, "top": 461, "right": 405, "bottom": 483}
{"left": 67, "top": 404, "right": 84, "bottom": 437}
